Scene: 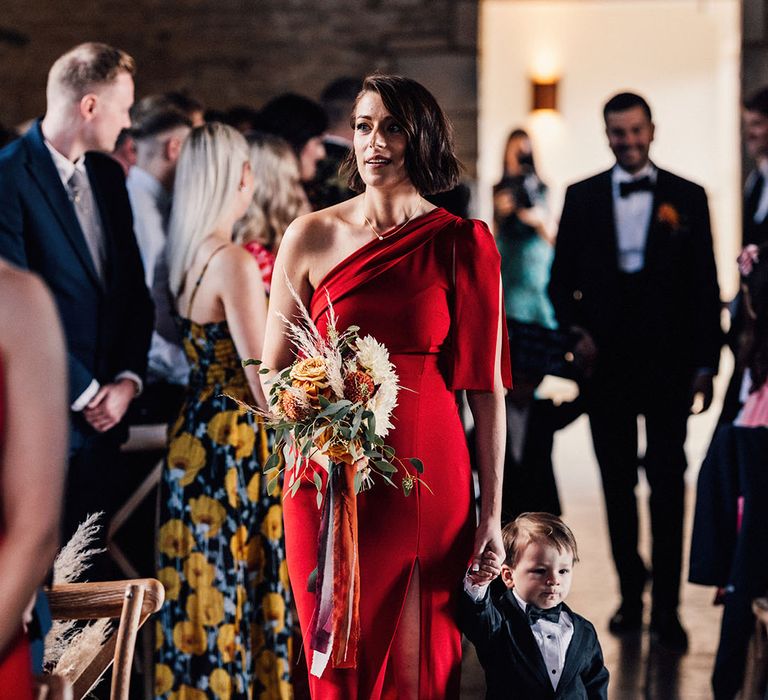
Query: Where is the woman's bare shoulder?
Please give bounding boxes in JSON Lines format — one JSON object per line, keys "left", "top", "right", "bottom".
{"left": 282, "top": 197, "right": 361, "bottom": 253}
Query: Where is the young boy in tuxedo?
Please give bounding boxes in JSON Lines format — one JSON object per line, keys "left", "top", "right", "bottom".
{"left": 459, "top": 513, "right": 609, "bottom": 699}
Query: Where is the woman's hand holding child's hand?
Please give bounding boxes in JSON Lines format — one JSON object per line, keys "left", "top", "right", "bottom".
{"left": 468, "top": 550, "right": 502, "bottom": 586}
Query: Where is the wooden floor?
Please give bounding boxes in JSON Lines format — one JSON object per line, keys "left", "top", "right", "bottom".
{"left": 460, "top": 383, "right": 726, "bottom": 699}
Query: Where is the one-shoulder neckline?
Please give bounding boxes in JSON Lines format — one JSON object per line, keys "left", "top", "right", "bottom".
{"left": 313, "top": 207, "right": 453, "bottom": 293}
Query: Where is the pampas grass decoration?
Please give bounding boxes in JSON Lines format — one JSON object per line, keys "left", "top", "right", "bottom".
{"left": 45, "top": 512, "right": 112, "bottom": 675}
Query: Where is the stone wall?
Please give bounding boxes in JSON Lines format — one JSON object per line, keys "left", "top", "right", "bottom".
{"left": 0, "top": 0, "right": 479, "bottom": 173}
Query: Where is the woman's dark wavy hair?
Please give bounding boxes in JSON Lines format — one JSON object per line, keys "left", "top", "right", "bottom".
{"left": 340, "top": 74, "right": 462, "bottom": 195}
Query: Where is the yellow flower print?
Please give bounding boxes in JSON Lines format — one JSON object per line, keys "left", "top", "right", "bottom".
{"left": 158, "top": 567, "right": 181, "bottom": 601}
{"left": 233, "top": 423, "right": 255, "bottom": 460}
{"left": 225, "top": 468, "right": 239, "bottom": 508}
{"left": 209, "top": 668, "right": 233, "bottom": 700}
{"left": 260, "top": 504, "right": 283, "bottom": 541}
{"left": 206, "top": 363, "right": 226, "bottom": 386}
{"left": 279, "top": 560, "right": 290, "bottom": 590}
{"left": 214, "top": 338, "right": 236, "bottom": 364}
{"left": 247, "top": 471, "right": 262, "bottom": 502}
{"left": 154, "top": 663, "right": 174, "bottom": 695}
{"left": 235, "top": 584, "right": 247, "bottom": 624}
{"left": 167, "top": 433, "right": 206, "bottom": 487}
{"left": 247, "top": 535, "right": 264, "bottom": 573}
{"left": 255, "top": 649, "right": 285, "bottom": 690}
{"left": 230, "top": 526, "right": 249, "bottom": 562}
{"left": 251, "top": 620, "right": 265, "bottom": 654}
{"left": 189, "top": 495, "right": 226, "bottom": 538}
{"left": 155, "top": 620, "right": 164, "bottom": 651}
{"left": 186, "top": 587, "right": 225, "bottom": 627}
{"left": 217, "top": 623, "right": 238, "bottom": 663}
{"left": 169, "top": 411, "right": 185, "bottom": 440}
{"left": 183, "top": 552, "right": 216, "bottom": 589}
{"left": 258, "top": 679, "right": 293, "bottom": 700}
{"left": 183, "top": 337, "right": 199, "bottom": 366}
{"left": 170, "top": 686, "right": 208, "bottom": 700}
{"left": 262, "top": 592, "right": 286, "bottom": 634}
{"left": 158, "top": 520, "right": 194, "bottom": 559}
{"left": 172, "top": 620, "right": 207, "bottom": 656}
{"left": 207, "top": 411, "right": 239, "bottom": 446}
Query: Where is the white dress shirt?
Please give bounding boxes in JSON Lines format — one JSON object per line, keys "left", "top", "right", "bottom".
{"left": 45, "top": 140, "right": 142, "bottom": 409}
{"left": 463, "top": 577, "right": 574, "bottom": 690}
{"left": 126, "top": 167, "right": 188, "bottom": 386}
{"left": 612, "top": 163, "right": 657, "bottom": 273}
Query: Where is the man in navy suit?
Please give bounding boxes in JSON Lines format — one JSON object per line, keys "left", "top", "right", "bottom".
{"left": 0, "top": 43, "right": 153, "bottom": 555}
{"left": 548, "top": 92, "right": 721, "bottom": 653}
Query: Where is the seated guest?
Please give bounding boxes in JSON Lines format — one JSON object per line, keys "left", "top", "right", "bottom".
{"left": 156, "top": 123, "right": 292, "bottom": 697}
{"left": 223, "top": 104, "right": 260, "bottom": 134}
{"left": 459, "top": 512, "right": 609, "bottom": 699}
{"left": 126, "top": 99, "right": 192, "bottom": 422}
{"left": 0, "top": 261, "right": 67, "bottom": 696}
{"left": 255, "top": 92, "right": 328, "bottom": 191}
{"left": 234, "top": 131, "right": 310, "bottom": 293}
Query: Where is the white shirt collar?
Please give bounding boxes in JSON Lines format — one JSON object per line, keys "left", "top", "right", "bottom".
{"left": 611, "top": 162, "right": 657, "bottom": 184}
{"left": 512, "top": 589, "right": 531, "bottom": 612}
{"left": 44, "top": 139, "right": 86, "bottom": 186}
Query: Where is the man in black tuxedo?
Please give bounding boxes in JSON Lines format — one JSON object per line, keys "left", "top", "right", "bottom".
{"left": 548, "top": 92, "right": 721, "bottom": 653}
{"left": 0, "top": 43, "right": 153, "bottom": 559}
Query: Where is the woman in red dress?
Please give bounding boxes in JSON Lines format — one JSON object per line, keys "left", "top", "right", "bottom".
{"left": 261, "top": 75, "right": 511, "bottom": 699}
{"left": 0, "top": 260, "right": 68, "bottom": 698}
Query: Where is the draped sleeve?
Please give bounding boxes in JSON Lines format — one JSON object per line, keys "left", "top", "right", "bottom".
{"left": 449, "top": 219, "right": 513, "bottom": 391}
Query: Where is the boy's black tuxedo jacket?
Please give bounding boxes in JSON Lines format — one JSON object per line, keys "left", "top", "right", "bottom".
{"left": 458, "top": 588, "right": 609, "bottom": 699}
{"left": 548, "top": 167, "right": 721, "bottom": 380}
{"left": 0, "top": 122, "right": 153, "bottom": 449}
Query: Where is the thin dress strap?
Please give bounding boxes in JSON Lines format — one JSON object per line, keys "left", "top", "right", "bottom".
{"left": 186, "top": 244, "right": 229, "bottom": 318}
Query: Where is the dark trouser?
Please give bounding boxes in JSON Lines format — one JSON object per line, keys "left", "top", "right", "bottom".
{"left": 588, "top": 386, "right": 689, "bottom": 612}
{"left": 63, "top": 433, "right": 124, "bottom": 581}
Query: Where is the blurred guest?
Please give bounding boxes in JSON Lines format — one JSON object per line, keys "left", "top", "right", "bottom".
{"left": 234, "top": 131, "right": 310, "bottom": 293}
{"left": 255, "top": 92, "right": 328, "bottom": 186}
{"left": 224, "top": 104, "right": 261, "bottom": 134}
{"left": 549, "top": 92, "right": 721, "bottom": 653}
{"left": 157, "top": 123, "right": 292, "bottom": 698}
{"left": 718, "top": 86, "right": 768, "bottom": 425}
{"left": 0, "top": 123, "right": 18, "bottom": 149}
{"left": 112, "top": 127, "right": 136, "bottom": 175}
{"left": 494, "top": 128, "right": 556, "bottom": 329}
{"left": 164, "top": 90, "right": 205, "bottom": 127}
{"left": 0, "top": 42, "right": 153, "bottom": 569}
{"left": 307, "top": 76, "right": 361, "bottom": 209}
{"left": 127, "top": 99, "right": 192, "bottom": 422}
{"left": 0, "top": 262, "right": 67, "bottom": 697}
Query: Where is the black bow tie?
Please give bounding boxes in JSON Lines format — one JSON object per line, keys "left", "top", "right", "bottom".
{"left": 619, "top": 176, "right": 654, "bottom": 198}
{"left": 526, "top": 603, "right": 562, "bottom": 625}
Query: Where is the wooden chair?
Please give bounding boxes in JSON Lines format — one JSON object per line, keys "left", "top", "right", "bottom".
{"left": 41, "top": 578, "right": 164, "bottom": 700}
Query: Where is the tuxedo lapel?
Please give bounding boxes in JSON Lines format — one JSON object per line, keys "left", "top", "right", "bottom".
{"left": 500, "top": 592, "right": 553, "bottom": 691}
{"left": 558, "top": 606, "right": 586, "bottom": 692}
{"left": 23, "top": 124, "right": 102, "bottom": 289}
{"left": 595, "top": 171, "right": 619, "bottom": 270}
{"left": 643, "top": 167, "right": 668, "bottom": 271}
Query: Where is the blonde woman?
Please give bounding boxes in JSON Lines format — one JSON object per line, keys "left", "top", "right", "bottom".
{"left": 235, "top": 131, "right": 311, "bottom": 294}
{"left": 156, "top": 123, "right": 292, "bottom": 699}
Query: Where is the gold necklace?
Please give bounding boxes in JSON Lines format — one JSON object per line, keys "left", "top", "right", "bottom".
{"left": 362, "top": 198, "right": 419, "bottom": 240}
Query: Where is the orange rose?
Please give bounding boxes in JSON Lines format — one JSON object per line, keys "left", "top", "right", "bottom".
{"left": 314, "top": 427, "right": 358, "bottom": 466}
{"left": 290, "top": 357, "right": 331, "bottom": 410}
{"left": 657, "top": 203, "right": 680, "bottom": 230}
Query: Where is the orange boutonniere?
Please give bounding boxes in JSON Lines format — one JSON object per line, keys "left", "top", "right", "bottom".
{"left": 657, "top": 203, "right": 681, "bottom": 230}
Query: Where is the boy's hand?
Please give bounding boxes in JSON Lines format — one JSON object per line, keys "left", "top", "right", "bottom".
{"left": 468, "top": 550, "right": 502, "bottom": 586}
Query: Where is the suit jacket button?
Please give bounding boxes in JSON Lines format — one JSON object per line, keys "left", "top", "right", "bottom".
{"left": 573, "top": 289, "right": 583, "bottom": 301}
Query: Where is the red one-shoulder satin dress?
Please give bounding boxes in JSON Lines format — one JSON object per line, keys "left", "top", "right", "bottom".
{"left": 283, "top": 208, "right": 512, "bottom": 699}
{"left": 0, "top": 358, "right": 36, "bottom": 700}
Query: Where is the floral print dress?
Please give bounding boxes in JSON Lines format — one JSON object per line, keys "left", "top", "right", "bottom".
{"left": 155, "top": 317, "right": 292, "bottom": 700}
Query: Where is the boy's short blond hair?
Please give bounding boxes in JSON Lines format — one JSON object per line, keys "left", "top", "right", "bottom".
{"left": 47, "top": 42, "right": 135, "bottom": 102}
{"left": 502, "top": 512, "right": 579, "bottom": 567}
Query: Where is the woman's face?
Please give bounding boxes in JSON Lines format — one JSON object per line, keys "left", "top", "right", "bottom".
{"left": 299, "top": 136, "right": 326, "bottom": 182}
{"left": 353, "top": 91, "right": 410, "bottom": 190}
{"left": 505, "top": 135, "right": 532, "bottom": 174}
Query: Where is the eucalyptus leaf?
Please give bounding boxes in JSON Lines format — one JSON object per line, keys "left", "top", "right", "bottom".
{"left": 313, "top": 471, "right": 322, "bottom": 491}
{"left": 351, "top": 409, "right": 364, "bottom": 437}
{"left": 318, "top": 394, "right": 331, "bottom": 408}
{"left": 373, "top": 460, "right": 397, "bottom": 474}
{"left": 316, "top": 491, "right": 323, "bottom": 508}
{"left": 353, "top": 471, "right": 362, "bottom": 494}
{"left": 242, "top": 358, "right": 262, "bottom": 367}
{"left": 265, "top": 452, "right": 280, "bottom": 471}
{"left": 409, "top": 457, "right": 425, "bottom": 474}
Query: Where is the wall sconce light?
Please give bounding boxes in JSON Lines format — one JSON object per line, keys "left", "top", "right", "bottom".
{"left": 531, "top": 78, "right": 558, "bottom": 112}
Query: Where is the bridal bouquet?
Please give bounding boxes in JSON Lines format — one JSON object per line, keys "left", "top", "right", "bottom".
{"left": 230, "top": 280, "right": 427, "bottom": 677}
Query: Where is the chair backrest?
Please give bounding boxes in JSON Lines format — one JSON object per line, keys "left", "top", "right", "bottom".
{"left": 45, "top": 578, "right": 164, "bottom": 700}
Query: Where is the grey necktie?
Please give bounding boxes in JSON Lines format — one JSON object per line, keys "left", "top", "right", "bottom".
{"left": 67, "top": 168, "right": 105, "bottom": 280}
